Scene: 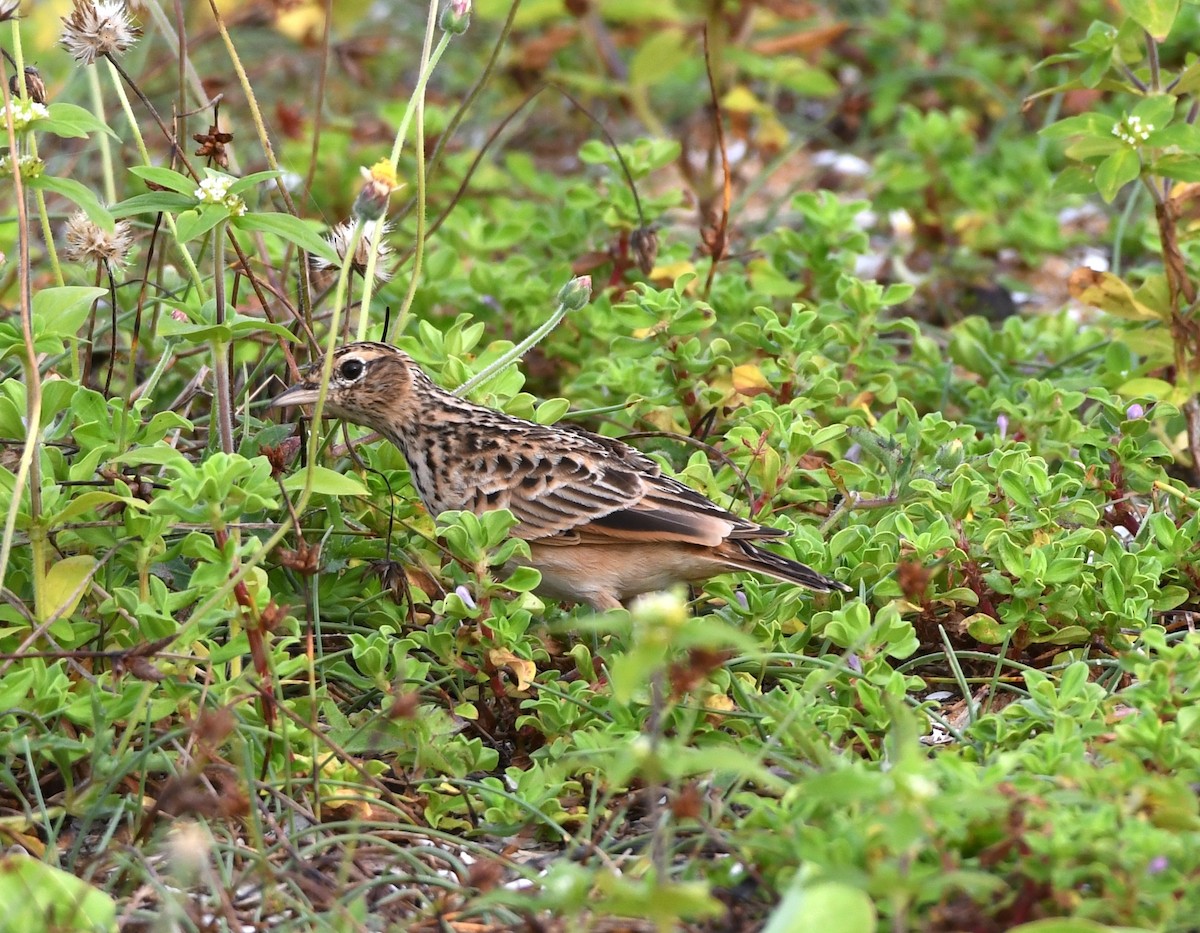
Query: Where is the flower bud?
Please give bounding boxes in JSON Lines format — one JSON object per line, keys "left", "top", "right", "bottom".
{"left": 440, "top": 0, "right": 470, "bottom": 34}
{"left": 353, "top": 159, "right": 401, "bottom": 222}
{"left": 556, "top": 275, "right": 592, "bottom": 312}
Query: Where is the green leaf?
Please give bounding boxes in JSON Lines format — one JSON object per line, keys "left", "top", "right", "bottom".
{"left": 282, "top": 466, "right": 369, "bottom": 497}
{"left": 628, "top": 28, "right": 691, "bottom": 88}
{"left": 1120, "top": 0, "right": 1180, "bottom": 40}
{"left": 0, "top": 855, "right": 117, "bottom": 932}
{"left": 110, "top": 191, "right": 197, "bottom": 217}
{"left": 40, "top": 101, "right": 120, "bottom": 140}
{"left": 29, "top": 175, "right": 114, "bottom": 229}
{"left": 1094, "top": 148, "right": 1141, "bottom": 202}
{"left": 534, "top": 398, "right": 571, "bottom": 424}
{"left": 764, "top": 879, "right": 876, "bottom": 933}
{"left": 227, "top": 169, "right": 281, "bottom": 195}
{"left": 1148, "top": 154, "right": 1200, "bottom": 182}
{"left": 174, "top": 205, "right": 229, "bottom": 242}
{"left": 128, "top": 164, "right": 198, "bottom": 194}
{"left": 32, "top": 286, "right": 107, "bottom": 340}
{"left": 234, "top": 212, "right": 339, "bottom": 262}
{"left": 1116, "top": 376, "right": 1176, "bottom": 399}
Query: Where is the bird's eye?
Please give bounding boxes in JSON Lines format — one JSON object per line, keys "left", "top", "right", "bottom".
{"left": 338, "top": 358, "right": 365, "bottom": 381}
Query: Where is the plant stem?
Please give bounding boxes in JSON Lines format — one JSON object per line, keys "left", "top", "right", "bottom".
{"left": 454, "top": 296, "right": 574, "bottom": 398}
{"left": 212, "top": 219, "right": 235, "bottom": 453}
{"left": 0, "top": 27, "right": 44, "bottom": 602}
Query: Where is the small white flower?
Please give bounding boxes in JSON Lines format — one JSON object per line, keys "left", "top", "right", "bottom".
{"left": 1113, "top": 114, "right": 1155, "bottom": 147}
{"left": 0, "top": 153, "right": 43, "bottom": 178}
{"left": 194, "top": 173, "right": 234, "bottom": 202}
{"left": 60, "top": 0, "right": 141, "bottom": 66}
{"left": 193, "top": 172, "right": 246, "bottom": 216}
{"left": 4, "top": 98, "right": 49, "bottom": 132}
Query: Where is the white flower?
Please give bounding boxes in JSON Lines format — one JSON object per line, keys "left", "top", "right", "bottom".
{"left": 193, "top": 172, "right": 246, "bottom": 216}
{"left": 194, "top": 173, "right": 234, "bottom": 202}
{"left": 60, "top": 0, "right": 141, "bottom": 66}
{"left": 4, "top": 98, "right": 49, "bottom": 133}
{"left": 1112, "top": 114, "right": 1155, "bottom": 146}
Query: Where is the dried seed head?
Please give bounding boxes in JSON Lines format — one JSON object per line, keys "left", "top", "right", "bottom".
{"left": 630, "top": 225, "right": 659, "bottom": 275}
{"left": 10, "top": 67, "right": 47, "bottom": 105}
{"left": 61, "top": 0, "right": 141, "bottom": 66}
{"left": 63, "top": 211, "right": 133, "bottom": 268}
{"left": 313, "top": 219, "right": 394, "bottom": 281}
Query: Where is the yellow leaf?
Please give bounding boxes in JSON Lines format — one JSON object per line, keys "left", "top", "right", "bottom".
{"left": 720, "top": 85, "right": 764, "bottom": 114}
{"left": 487, "top": 648, "right": 536, "bottom": 692}
{"left": 732, "top": 364, "right": 771, "bottom": 397}
{"left": 1068, "top": 267, "right": 1166, "bottom": 321}
{"left": 39, "top": 555, "right": 97, "bottom": 624}
{"left": 649, "top": 260, "right": 696, "bottom": 284}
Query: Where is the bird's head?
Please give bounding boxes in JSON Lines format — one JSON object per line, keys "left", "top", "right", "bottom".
{"left": 271, "top": 341, "right": 425, "bottom": 431}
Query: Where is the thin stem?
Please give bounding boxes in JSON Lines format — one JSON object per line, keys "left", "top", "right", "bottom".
{"left": 0, "top": 31, "right": 44, "bottom": 600}
{"left": 453, "top": 295, "right": 575, "bottom": 398}
{"left": 392, "top": 60, "right": 430, "bottom": 337}
{"left": 359, "top": 23, "right": 452, "bottom": 342}
{"left": 87, "top": 66, "right": 117, "bottom": 204}
{"left": 1146, "top": 31, "right": 1161, "bottom": 93}
{"left": 212, "top": 220, "right": 235, "bottom": 453}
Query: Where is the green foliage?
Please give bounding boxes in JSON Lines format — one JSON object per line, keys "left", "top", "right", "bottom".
{"left": 3, "top": 0, "right": 1200, "bottom": 929}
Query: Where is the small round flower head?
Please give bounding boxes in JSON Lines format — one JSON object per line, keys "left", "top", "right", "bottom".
{"left": 4, "top": 96, "right": 49, "bottom": 133}
{"left": 61, "top": 0, "right": 142, "bottom": 66}
{"left": 1112, "top": 113, "right": 1154, "bottom": 146}
{"left": 313, "top": 219, "right": 394, "bottom": 281}
{"left": 63, "top": 210, "right": 133, "bottom": 268}
{"left": 0, "top": 153, "right": 43, "bottom": 179}
{"left": 193, "top": 171, "right": 246, "bottom": 216}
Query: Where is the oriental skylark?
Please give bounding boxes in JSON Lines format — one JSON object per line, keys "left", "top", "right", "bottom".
{"left": 272, "top": 342, "right": 851, "bottom": 610}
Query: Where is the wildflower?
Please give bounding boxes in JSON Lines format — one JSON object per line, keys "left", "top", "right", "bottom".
{"left": 0, "top": 153, "right": 43, "bottom": 179}
{"left": 3, "top": 96, "right": 49, "bottom": 133}
{"left": 193, "top": 171, "right": 246, "bottom": 216}
{"left": 352, "top": 159, "right": 401, "bottom": 222}
{"left": 454, "top": 585, "right": 477, "bottom": 610}
{"left": 0, "top": 0, "right": 20, "bottom": 22}
{"left": 1112, "top": 113, "right": 1154, "bottom": 146}
{"left": 62, "top": 210, "right": 133, "bottom": 268}
{"left": 440, "top": 0, "right": 470, "bottom": 34}
{"left": 313, "top": 219, "right": 394, "bottom": 281}
{"left": 60, "top": 0, "right": 141, "bottom": 66}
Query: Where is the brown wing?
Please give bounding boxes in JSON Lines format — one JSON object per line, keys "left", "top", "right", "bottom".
{"left": 470, "top": 437, "right": 782, "bottom": 549}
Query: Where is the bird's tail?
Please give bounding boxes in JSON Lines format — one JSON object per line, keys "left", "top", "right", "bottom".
{"left": 723, "top": 539, "right": 851, "bottom": 593}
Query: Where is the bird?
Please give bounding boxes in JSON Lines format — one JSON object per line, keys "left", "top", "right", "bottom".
{"left": 271, "top": 342, "right": 851, "bottom": 611}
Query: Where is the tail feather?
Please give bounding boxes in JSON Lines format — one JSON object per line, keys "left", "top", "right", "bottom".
{"left": 723, "top": 539, "right": 851, "bottom": 593}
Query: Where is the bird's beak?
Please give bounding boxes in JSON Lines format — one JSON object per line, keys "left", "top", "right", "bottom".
{"left": 271, "top": 381, "right": 321, "bottom": 408}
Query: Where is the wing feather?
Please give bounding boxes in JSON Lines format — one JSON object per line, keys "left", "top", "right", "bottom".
{"left": 472, "top": 434, "right": 783, "bottom": 549}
